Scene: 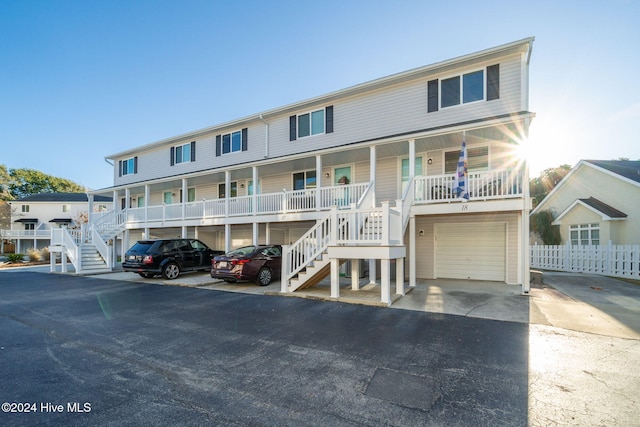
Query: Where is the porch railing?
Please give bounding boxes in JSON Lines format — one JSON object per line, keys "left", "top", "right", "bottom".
{"left": 414, "top": 169, "right": 523, "bottom": 203}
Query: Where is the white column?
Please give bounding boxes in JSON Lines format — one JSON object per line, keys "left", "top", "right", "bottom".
{"left": 181, "top": 178, "right": 187, "bottom": 220}
{"left": 521, "top": 118, "right": 532, "bottom": 295}
{"left": 265, "top": 222, "right": 271, "bottom": 245}
{"left": 351, "top": 260, "right": 360, "bottom": 290}
{"left": 381, "top": 259, "right": 390, "bottom": 305}
{"left": 409, "top": 139, "right": 416, "bottom": 178}
{"left": 181, "top": 226, "right": 187, "bottom": 239}
{"left": 61, "top": 251, "right": 67, "bottom": 273}
{"left": 224, "top": 223, "right": 231, "bottom": 253}
{"left": 87, "top": 194, "right": 94, "bottom": 223}
{"left": 409, "top": 216, "right": 416, "bottom": 287}
{"left": 281, "top": 244, "right": 289, "bottom": 293}
{"left": 252, "top": 166, "right": 258, "bottom": 215}
{"left": 395, "top": 257, "right": 404, "bottom": 295}
{"left": 125, "top": 188, "right": 130, "bottom": 209}
{"left": 252, "top": 222, "right": 259, "bottom": 245}
{"left": 225, "top": 170, "right": 230, "bottom": 217}
{"left": 369, "top": 146, "right": 377, "bottom": 208}
{"left": 316, "top": 155, "right": 322, "bottom": 210}
{"left": 330, "top": 258, "right": 340, "bottom": 298}
{"left": 369, "top": 259, "right": 377, "bottom": 285}
{"left": 113, "top": 190, "right": 118, "bottom": 211}
{"left": 144, "top": 184, "right": 150, "bottom": 222}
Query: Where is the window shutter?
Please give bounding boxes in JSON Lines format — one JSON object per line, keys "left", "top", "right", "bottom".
{"left": 289, "top": 115, "right": 297, "bottom": 141}
{"left": 241, "top": 128, "right": 248, "bottom": 151}
{"left": 133, "top": 156, "right": 138, "bottom": 174}
{"left": 487, "top": 64, "right": 500, "bottom": 100}
{"left": 170, "top": 147, "right": 175, "bottom": 166}
{"left": 325, "top": 105, "right": 333, "bottom": 133}
{"left": 216, "top": 135, "right": 221, "bottom": 157}
{"left": 427, "top": 79, "right": 439, "bottom": 112}
{"left": 190, "top": 141, "right": 196, "bottom": 161}
{"left": 118, "top": 160, "right": 122, "bottom": 177}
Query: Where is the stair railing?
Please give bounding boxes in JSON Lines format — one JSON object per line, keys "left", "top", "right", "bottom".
{"left": 284, "top": 209, "right": 333, "bottom": 284}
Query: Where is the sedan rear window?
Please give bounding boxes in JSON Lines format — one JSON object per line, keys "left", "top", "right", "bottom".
{"left": 227, "top": 246, "right": 256, "bottom": 256}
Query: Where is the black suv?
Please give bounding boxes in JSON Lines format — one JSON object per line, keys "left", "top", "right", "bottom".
{"left": 122, "top": 239, "right": 224, "bottom": 279}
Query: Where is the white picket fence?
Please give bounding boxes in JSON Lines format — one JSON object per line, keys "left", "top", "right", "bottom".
{"left": 530, "top": 243, "right": 640, "bottom": 279}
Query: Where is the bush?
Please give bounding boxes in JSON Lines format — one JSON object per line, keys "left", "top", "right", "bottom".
{"left": 41, "top": 247, "right": 51, "bottom": 261}
{"left": 27, "top": 248, "right": 41, "bottom": 262}
{"left": 6, "top": 253, "right": 25, "bottom": 263}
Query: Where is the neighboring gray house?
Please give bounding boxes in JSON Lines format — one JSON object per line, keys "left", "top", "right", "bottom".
{"left": 56, "top": 38, "right": 535, "bottom": 302}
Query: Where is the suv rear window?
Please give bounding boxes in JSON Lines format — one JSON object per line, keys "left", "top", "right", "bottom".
{"left": 129, "top": 242, "right": 155, "bottom": 253}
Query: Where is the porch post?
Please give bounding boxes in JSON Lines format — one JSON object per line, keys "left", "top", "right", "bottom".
{"left": 330, "top": 258, "right": 340, "bottom": 298}
{"left": 225, "top": 171, "right": 230, "bottom": 217}
{"left": 125, "top": 188, "right": 130, "bottom": 209}
{"left": 521, "top": 120, "right": 531, "bottom": 295}
{"left": 369, "top": 146, "right": 376, "bottom": 207}
{"left": 181, "top": 226, "right": 187, "bottom": 239}
{"left": 351, "top": 260, "right": 360, "bottom": 290}
{"left": 181, "top": 178, "right": 187, "bottom": 220}
{"left": 315, "top": 155, "right": 322, "bottom": 211}
{"left": 252, "top": 222, "right": 259, "bottom": 246}
{"left": 252, "top": 166, "right": 258, "bottom": 215}
{"left": 396, "top": 257, "right": 405, "bottom": 295}
{"left": 381, "top": 259, "right": 391, "bottom": 305}
{"left": 409, "top": 139, "right": 415, "bottom": 178}
{"left": 265, "top": 222, "right": 271, "bottom": 245}
{"left": 112, "top": 190, "right": 118, "bottom": 211}
{"left": 224, "top": 224, "right": 231, "bottom": 253}
{"left": 409, "top": 215, "right": 416, "bottom": 287}
{"left": 87, "top": 194, "right": 94, "bottom": 223}
{"left": 144, "top": 185, "right": 150, "bottom": 222}
{"left": 369, "top": 260, "right": 377, "bottom": 285}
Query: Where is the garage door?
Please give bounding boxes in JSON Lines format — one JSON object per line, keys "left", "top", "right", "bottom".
{"left": 435, "top": 222, "right": 506, "bottom": 281}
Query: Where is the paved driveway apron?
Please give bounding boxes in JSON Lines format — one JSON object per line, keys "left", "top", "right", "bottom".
{"left": 1, "top": 271, "right": 528, "bottom": 426}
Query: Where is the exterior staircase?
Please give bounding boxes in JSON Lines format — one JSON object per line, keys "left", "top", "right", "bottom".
{"left": 77, "top": 243, "right": 110, "bottom": 274}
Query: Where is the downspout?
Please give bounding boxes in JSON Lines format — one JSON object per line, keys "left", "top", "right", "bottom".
{"left": 259, "top": 114, "right": 269, "bottom": 158}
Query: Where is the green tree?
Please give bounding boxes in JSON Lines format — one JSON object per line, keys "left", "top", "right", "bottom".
{"left": 530, "top": 209, "right": 561, "bottom": 245}
{"left": 0, "top": 165, "right": 12, "bottom": 201}
{"left": 530, "top": 164, "right": 571, "bottom": 208}
{"left": 5, "top": 168, "right": 85, "bottom": 199}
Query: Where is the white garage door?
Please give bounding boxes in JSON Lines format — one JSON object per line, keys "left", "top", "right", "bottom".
{"left": 435, "top": 222, "right": 506, "bottom": 281}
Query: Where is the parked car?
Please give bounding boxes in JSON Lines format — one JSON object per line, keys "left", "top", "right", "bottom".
{"left": 211, "top": 245, "right": 282, "bottom": 286}
{"left": 122, "top": 239, "right": 224, "bottom": 279}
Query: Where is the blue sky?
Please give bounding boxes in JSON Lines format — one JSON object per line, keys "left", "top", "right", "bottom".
{"left": 1, "top": 0, "right": 638, "bottom": 190}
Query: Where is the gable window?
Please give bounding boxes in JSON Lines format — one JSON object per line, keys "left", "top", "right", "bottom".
{"left": 293, "top": 170, "right": 316, "bottom": 191}
{"left": 21, "top": 205, "right": 29, "bottom": 213}
{"left": 428, "top": 64, "right": 499, "bottom": 112}
{"left": 119, "top": 156, "right": 138, "bottom": 176}
{"left": 171, "top": 141, "right": 196, "bottom": 165}
{"left": 570, "top": 224, "right": 600, "bottom": 246}
{"left": 444, "top": 146, "right": 489, "bottom": 174}
{"left": 62, "top": 204, "right": 71, "bottom": 213}
{"left": 289, "top": 106, "right": 334, "bottom": 141}
{"left": 216, "top": 128, "right": 248, "bottom": 156}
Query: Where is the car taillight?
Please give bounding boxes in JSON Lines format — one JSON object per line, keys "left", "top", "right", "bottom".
{"left": 231, "top": 259, "right": 249, "bottom": 266}
{"left": 143, "top": 255, "right": 153, "bottom": 264}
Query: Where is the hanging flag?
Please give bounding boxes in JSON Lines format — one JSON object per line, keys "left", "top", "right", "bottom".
{"left": 454, "top": 140, "right": 470, "bottom": 200}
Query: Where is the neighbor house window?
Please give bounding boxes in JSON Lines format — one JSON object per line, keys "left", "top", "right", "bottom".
{"left": 570, "top": 224, "right": 600, "bottom": 246}
{"left": 62, "top": 204, "right": 71, "bottom": 212}
{"left": 444, "top": 146, "right": 489, "bottom": 174}
{"left": 24, "top": 223, "right": 34, "bottom": 231}
{"left": 216, "top": 129, "right": 247, "bottom": 156}
{"left": 428, "top": 64, "right": 499, "bottom": 112}
{"left": 21, "top": 205, "right": 29, "bottom": 213}
{"left": 119, "top": 156, "right": 138, "bottom": 176}
{"left": 171, "top": 141, "right": 195, "bottom": 165}
{"left": 289, "top": 106, "right": 334, "bottom": 141}
{"left": 293, "top": 171, "right": 316, "bottom": 191}
{"left": 94, "top": 204, "right": 108, "bottom": 212}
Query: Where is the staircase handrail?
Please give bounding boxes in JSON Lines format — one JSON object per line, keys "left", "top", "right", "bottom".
{"left": 93, "top": 209, "right": 127, "bottom": 239}
{"left": 394, "top": 176, "right": 414, "bottom": 233}
{"left": 356, "top": 180, "right": 375, "bottom": 209}
{"left": 60, "top": 228, "right": 80, "bottom": 272}
{"left": 91, "top": 225, "right": 111, "bottom": 268}
{"left": 284, "top": 210, "right": 333, "bottom": 282}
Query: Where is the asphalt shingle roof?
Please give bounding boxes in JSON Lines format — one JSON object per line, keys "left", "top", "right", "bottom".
{"left": 14, "top": 193, "right": 112, "bottom": 202}
{"left": 585, "top": 160, "right": 640, "bottom": 184}
{"left": 578, "top": 197, "right": 627, "bottom": 219}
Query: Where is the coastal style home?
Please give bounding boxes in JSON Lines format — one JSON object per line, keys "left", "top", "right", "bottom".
{"left": 4, "top": 193, "right": 112, "bottom": 254}
{"left": 531, "top": 160, "right": 640, "bottom": 245}
{"left": 58, "top": 38, "right": 535, "bottom": 301}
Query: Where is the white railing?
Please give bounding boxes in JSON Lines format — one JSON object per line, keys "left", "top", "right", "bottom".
{"left": 530, "top": 243, "right": 640, "bottom": 279}
{"left": 93, "top": 209, "right": 126, "bottom": 237}
{"left": 319, "top": 182, "right": 368, "bottom": 209}
{"left": 92, "top": 226, "right": 110, "bottom": 268}
{"left": 1, "top": 230, "right": 51, "bottom": 238}
{"left": 415, "top": 169, "right": 523, "bottom": 203}
{"left": 394, "top": 176, "right": 414, "bottom": 233}
{"left": 285, "top": 212, "right": 333, "bottom": 281}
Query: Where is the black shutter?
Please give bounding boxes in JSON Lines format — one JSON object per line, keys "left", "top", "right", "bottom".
{"left": 133, "top": 156, "right": 138, "bottom": 174}
{"left": 487, "top": 64, "right": 500, "bottom": 100}
{"left": 427, "top": 79, "right": 439, "bottom": 112}
{"left": 118, "top": 160, "right": 122, "bottom": 177}
{"left": 325, "top": 105, "right": 333, "bottom": 133}
{"left": 170, "top": 147, "right": 175, "bottom": 166}
{"left": 289, "top": 115, "right": 297, "bottom": 141}
{"left": 241, "top": 128, "right": 248, "bottom": 151}
{"left": 190, "top": 141, "right": 196, "bottom": 161}
{"left": 215, "top": 135, "right": 221, "bottom": 157}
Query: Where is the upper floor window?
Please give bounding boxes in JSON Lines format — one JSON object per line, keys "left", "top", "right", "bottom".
{"left": 570, "top": 223, "right": 600, "bottom": 246}
{"left": 444, "top": 146, "right": 489, "bottom": 174}
{"left": 21, "top": 205, "right": 29, "bottom": 213}
{"left": 171, "top": 141, "right": 195, "bottom": 165}
{"left": 218, "top": 182, "right": 238, "bottom": 198}
{"left": 289, "top": 106, "right": 334, "bottom": 141}
{"left": 428, "top": 64, "right": 499, "bottom": 112}
{"left": 119, "top": 156, "right": 138, "bottom": 176}
{"left": 62, "top": 204, "right": 71, "bottom": 212}
{"left": 216, "top": 128, "right": 247, "bottom": 156}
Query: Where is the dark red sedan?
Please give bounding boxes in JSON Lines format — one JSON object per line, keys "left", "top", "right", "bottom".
{"left": 210, "top": 245, "right": 282, "bottom": 286}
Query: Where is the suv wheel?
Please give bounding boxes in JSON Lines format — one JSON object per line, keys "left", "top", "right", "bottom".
{"left": 162, "top": 262, "right": 181, "bottom": 280}
{"left": 256, "top": 267, "right": 272, "bottom": 286}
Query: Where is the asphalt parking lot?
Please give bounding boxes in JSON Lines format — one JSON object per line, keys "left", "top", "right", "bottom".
{"left": 1, "top": 267, "right": 639, "bottom": 425}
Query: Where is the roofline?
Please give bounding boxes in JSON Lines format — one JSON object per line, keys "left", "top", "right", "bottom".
{"left": 106, "top": 37, "right": 535, "bottom": 160}
{"left": 551, "top": 199, "right": 627, "bottom": 224}
{"left": 531, "top": 159, "right": 640, "bottom": 215}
